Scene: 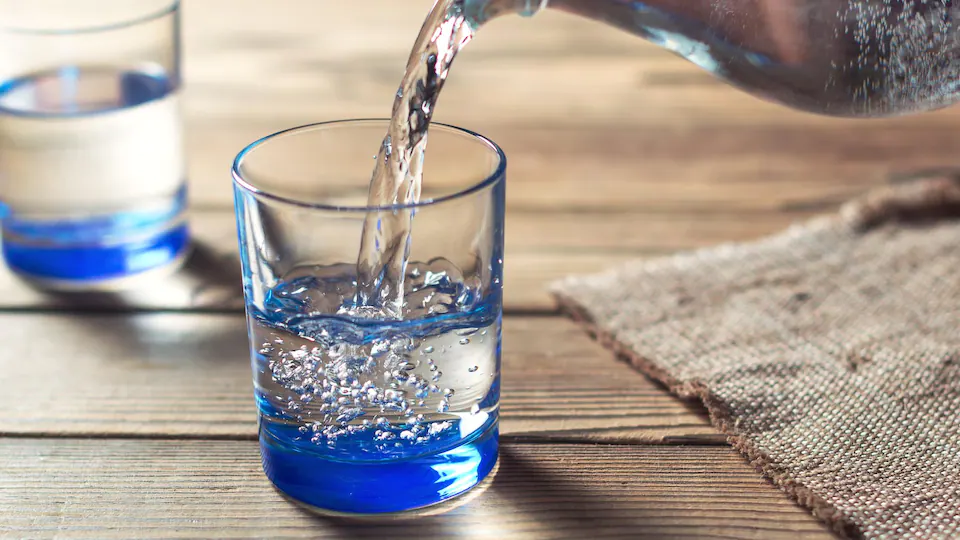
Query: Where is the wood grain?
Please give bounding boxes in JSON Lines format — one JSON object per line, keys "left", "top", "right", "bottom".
{"left": 0, "top": 314, "right": 715, "bottom": 443}
{"left": 0, "top": 439, "right": 832, "bottom": 540}
{"left": 176, "top": 0, "right": 960, "bottom": 226}
{"left": 1, "top": 2, "right": 950, "bottom": 537}
{"left": 0, "top": 204, "right": 835, "bottom": 313}
{"left": 186, "top": 119, "right": 950, "bottom": 211}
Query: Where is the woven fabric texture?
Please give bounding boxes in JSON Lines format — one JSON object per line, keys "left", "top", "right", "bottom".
{"left": 551, "top": 176, "right": 960, "bottom": 540}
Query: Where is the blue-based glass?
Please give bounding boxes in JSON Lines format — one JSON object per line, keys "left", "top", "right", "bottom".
{"left": 233, "top": 120, "right": 506, "bottom": 515}
{"left": 0, "top": 1, "right": 188, "bottom": 289}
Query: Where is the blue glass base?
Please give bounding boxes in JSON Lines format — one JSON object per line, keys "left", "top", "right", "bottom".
{"left": 2, "top": 223, "right": 190, "bottom": 289}
{"left": 260, "top": 420, "right": 499, "bottom": 515}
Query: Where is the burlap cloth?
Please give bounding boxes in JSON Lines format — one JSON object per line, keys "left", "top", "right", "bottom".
{"left": 550, "top": 176, "right": 960, "bottom": 540}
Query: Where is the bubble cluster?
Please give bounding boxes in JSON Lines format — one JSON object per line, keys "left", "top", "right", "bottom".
{"left": 254, "top": 258, "right": 502, "bottom": 450}
{"left": 263, "top": 331, "right": 457, "bottom": 446}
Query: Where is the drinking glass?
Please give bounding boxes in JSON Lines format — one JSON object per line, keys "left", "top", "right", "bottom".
{"left": 232, "top": 120, "right": 505, "bottom": 515}
{"left": 0, "top": 0, "right": 189, "bottom": 289}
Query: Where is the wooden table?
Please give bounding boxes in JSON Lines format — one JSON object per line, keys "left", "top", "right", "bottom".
{"left": 4, "top": 2, "right": 958, "bottom": 538}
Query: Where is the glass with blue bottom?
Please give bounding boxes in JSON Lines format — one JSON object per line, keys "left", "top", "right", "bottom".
{"left": 0, "top": 1, "right": 189, "bottom": 289}
{"left": 233, "top": 120, "right": 506, "bottom": 514}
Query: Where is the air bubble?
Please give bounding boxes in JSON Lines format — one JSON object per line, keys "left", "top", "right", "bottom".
{"left": 468, "top": 366, "right": 478, "bottom": 373}
{"left": 371, "top": 341, "right": 390, "bottom": 357}
{"left": 375, "top": 430, "right": 396, "bottom": 441}
{"left": 400, "top": 430, "right": 416, "bottom": 440}
{"left": 459, "top": 338, "right": 470, "bottom": 345}
{"left": 431, "top": 371, "right": 442, "bottom": 382}
{"left": 422, "top": 346, "right": 435, "bottom": 354}
{"left": 429, "top": 421, "right": 452, "bottom": 435}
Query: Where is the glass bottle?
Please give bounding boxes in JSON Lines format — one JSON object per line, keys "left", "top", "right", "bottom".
{"left": 481, "top": 0, "right": 960, "bottom": 118}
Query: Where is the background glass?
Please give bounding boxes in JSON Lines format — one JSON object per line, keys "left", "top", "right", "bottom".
{"left": 233, "top": 120, "right": 506, "bottom": 515}
{"left": 0, "top": 0, "right": 189, "bottom": 289}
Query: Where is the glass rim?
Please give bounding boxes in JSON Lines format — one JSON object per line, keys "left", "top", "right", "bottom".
{"left": 0, "top": 0, "right": 180, "bottom": 35}
{"left": 232, "top": 119, "right": 507, "bottom": 213}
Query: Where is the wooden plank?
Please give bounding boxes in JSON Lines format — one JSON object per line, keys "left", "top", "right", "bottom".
{"left": 0, "top": 439, "right": 833, "bottom": 539}
{"left": 0, "top": 314, "right": 716, "bottom": 443}
{"left": 187, "top": 121, "right": 926, "bottom": 211}
{"left": 0, "top": 204, "right": 828, "bottom": 313}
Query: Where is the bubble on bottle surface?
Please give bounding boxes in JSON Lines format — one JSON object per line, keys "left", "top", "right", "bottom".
{"left": 422, "top": 345, "right": 435, "bottom": 354}
{"left": 468, "top": 365, "right": 478, "bottom": 373}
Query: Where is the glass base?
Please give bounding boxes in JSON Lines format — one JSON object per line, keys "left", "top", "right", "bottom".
{"left": 2, "top": 223, "right": 190, "bottom": 291}
{"left": 260, "top": 421, "right": 499, "bottom": 515}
